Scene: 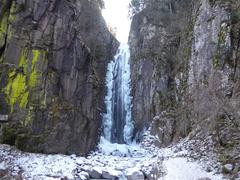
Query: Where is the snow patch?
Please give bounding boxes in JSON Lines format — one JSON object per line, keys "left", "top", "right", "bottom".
{"left": 0, "top": 162, "right": 6, "bottom": 170}
{"left": 161, "top": 157, "right": 223, "bottom": 180}
{"left": 0, "top": 132, "right": 225, "bottom": 180}
{"left": 98, "top": 137, "right": 141, "bottom": 156}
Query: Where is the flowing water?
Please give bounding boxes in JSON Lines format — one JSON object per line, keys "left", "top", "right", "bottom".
{"left": 102, "top": 43, "right": 133, "bottom": 144}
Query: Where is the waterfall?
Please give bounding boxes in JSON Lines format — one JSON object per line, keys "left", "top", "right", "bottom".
{"left": 102, "top": 43, "right": 133, "bottom": 144}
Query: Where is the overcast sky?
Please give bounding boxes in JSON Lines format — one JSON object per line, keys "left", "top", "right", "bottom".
{"left": 102, "top": 0, "right": 131, "bottom": 43}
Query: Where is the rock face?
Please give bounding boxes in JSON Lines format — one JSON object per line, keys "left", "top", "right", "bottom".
{"left": 0, "top": 0, "right": 118, "bottom": 155}
{"left": 129, "top": 0, "right": 240, "bottom": 172}
{"left": 129, "top": 0, "right": 195, "bottom": 140}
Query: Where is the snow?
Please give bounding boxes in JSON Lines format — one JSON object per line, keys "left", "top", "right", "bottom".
{"left": 13, "top": 153, "right": 76, "bottom": 179}
{"left": 161, "top": 157, "right": 223, "bottom": 180}
{"left": 158, "top": 137, "right": 225, "bottom": 180}
{"left": 0, "top": 161, "right": 6, "bottom": 170}
{"left": 98, "top": 137, "right": 141, "bottom": 156}
{"left": 0, "top": 141, "right": 160, "bottom": 179}
{"left": 0, "top": 133, "right": 225, "bottom": 179}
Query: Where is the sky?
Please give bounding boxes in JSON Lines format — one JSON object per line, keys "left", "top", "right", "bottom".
{"left": 102, "top": 0, "right": 131, "bottom": 43}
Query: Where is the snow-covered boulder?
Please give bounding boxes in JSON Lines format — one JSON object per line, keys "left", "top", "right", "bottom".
{"left": 88, "top": 167, "right": 102, "bottom": 178}
{"left": 222, "top": 164, "right": 234, "bottom": 173}
{"left": 79, "top": 171, "right": 89, "bottom": 180}
{"left": 125, "top": 168, "right": 145, "bottom": 180}
{"left": 102, "top": 169, "right": 124, "bottom": 179}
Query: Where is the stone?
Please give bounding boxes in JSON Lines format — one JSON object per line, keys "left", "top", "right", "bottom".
{"left": 102, "top": 169, "right": 123, "bottom": 179}
{"left": 0, "top": 115, "right": 8, "bottom": 123}
{"left": 222, "top": 164, "right": 234, "bottom": 174}
{"left": 233, "top": 172, "right": 240, "bottom": 179}
{"left": 0, "top": 169, "right": 8, "bottom": 177}
{"left": 206, "top": 166, "right": 212, "bottom": 172}
{"left": 88, "top": 167, "right": 102, "bottom": 179}
{"left": 125, "top": 168, "right": 144, "bottom": 180}
{"left": 70, "top": 154, "right": 76, "bottom": 160}
{"left": 142, "top": 168, "right": 158, "bottom": 180}
{"left": 79, "top": 171, "right": 90, "bottom": 180}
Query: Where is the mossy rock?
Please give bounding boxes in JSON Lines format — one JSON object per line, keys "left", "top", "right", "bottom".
{"left": 232, "top": 10, "right": 240, "bottom": 24}
{"left": 4, "top": 48, "right": 46, "bottom": 112}
{"left": 15, "top": 133, "right": 28, "bottom": 150}
{"left": 0, "top": 125, "right": 17, "bottom": 145}
{"left": 15, "top": 134, "right": 46, "bottom": 152}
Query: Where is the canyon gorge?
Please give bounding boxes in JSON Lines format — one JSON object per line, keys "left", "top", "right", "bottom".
{"left": 0, "top": 0, "right": 240, "bottom": 179}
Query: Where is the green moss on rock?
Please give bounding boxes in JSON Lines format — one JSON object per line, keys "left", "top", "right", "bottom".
{"left": 15, "top": 134, "right": 46, "bottom": 152}
{"left": 4, "top": 48, "right": 45, "bottom": 112}
{"left": 0, "top": 0, "right": 16, "bottom": 47}
{"left": 5, "top": 71, "right": 29, "bottom": 111}
{"left": 0, "top": 125, "right": 17, "bottom": 145}
{"left": 29, "top": 50, "right": 41, "bottom": 88}
{"left": 8, "top": 1, "right": 16, "bottom": 24}
{"left": 15, "top": 134, "right": 28, "bottom": 150}
{"left": 0, "top": 11, "right": 8, "bottom": 47}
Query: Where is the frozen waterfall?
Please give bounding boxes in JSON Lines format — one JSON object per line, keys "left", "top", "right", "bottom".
{"left": 102, "top": 43, "right": 133, "bottom": 144}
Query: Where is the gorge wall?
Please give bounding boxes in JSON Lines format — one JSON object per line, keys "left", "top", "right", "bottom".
{"left": 129, "top": 0, "right": 240, "bottom": 168}
{"left": 0, "top": 0, "right": 118, "bottom": 155}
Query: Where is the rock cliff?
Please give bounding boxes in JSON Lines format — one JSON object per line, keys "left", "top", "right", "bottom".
{"left": 0, "top": 0, "right": 118, "bottom": 155}
{"left": 129, "top": 0, "right": 195, "bottom": 140}
{"left": 129, "top": 0, "right": 240, "bottom": 174}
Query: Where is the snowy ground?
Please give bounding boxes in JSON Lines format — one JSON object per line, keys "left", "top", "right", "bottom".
{"left": 160, "top": 147, "right": 223, "bottom": 180}
{"left": 0, "top": 133, "right": 225, "bottom": 180}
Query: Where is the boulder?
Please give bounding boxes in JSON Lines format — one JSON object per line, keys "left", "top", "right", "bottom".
{"left": 79, "top": 171, "right": 90, "bottom": 180}
{"left": 0, "top": 115, "right": 8, "bottom": 123}
{"left": 222, "top": 164, "right": 234, "bottom": 174}
{"left": 89, "top": 167, "right": 102, "bottom": 179}
{"left": 102, "top": 169, "right": 123, "bottom": 179}
{"left": 125, "top": 168, "right": 145, "bottom": 180}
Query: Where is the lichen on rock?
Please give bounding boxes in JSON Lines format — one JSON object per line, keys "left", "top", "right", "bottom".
{"left": 4, "top": 48, "right": 44, "bottom": 112}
